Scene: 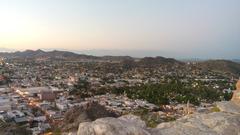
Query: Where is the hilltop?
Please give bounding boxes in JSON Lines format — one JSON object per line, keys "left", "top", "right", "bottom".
{"left": 198, "top": 60, "right": 240, "bottom": 75}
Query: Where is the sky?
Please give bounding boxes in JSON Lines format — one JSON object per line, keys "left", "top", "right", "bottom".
{"left": 0, "top": 0, "right": 239, "bottom": 59}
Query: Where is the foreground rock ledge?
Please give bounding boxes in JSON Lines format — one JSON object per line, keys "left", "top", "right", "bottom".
{"left": 76, "top": 101, "right": 240, "bottom": 135}
{"left": 77, "top": 115, "right": 149, "bottom": 135}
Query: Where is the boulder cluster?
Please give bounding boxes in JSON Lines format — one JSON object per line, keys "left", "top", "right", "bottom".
{"left": 76, "top": 101, "right": 240, "bottom": 135}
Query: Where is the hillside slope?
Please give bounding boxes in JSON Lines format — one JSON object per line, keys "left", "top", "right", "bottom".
{"left": 199, "top": 60, "right": 240, "bottom": 75}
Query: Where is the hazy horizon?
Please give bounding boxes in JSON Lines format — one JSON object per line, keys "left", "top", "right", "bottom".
{"left": 0, "top": 0, "right": 239, "bottom": 59}
{"left": 0, "top": 47, "right": 239, "bottom": 60}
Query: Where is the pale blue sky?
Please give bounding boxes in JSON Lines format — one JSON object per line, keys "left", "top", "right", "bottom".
{"left": 0, "top": 0, "right": 239, "bottom": 58}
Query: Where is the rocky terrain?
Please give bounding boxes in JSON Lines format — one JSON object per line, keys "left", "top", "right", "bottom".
{"left": 75, "top": 101, "right": 240, "bottom": 135}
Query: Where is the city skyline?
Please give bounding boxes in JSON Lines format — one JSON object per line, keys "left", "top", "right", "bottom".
{"left": 0, "top": 0, "right": 240, "bottom": 59}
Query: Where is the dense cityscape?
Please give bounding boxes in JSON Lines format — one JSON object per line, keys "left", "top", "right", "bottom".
{"left": 0, "top": 50, "right": 239, "bottom": 134}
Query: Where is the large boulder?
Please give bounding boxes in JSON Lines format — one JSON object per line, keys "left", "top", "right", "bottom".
{"left": 77, "top": 115, "right": 151, "bottom": 135}
{"left": 118, "top": 114, "right": 147, "bottom": 128}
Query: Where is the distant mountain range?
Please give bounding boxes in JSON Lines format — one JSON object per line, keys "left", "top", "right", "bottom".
{"left": 0, "top": 49, "right": 135, "bottom": 62}
{"left": 0, "top": 49, "right": 240, "bottom": 75}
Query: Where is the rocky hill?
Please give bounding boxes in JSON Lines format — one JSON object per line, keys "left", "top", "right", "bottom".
{"left": 76, "top": 101, "right": 240, "bottom": 135}
{"left": 199, "top": 60, "right": 240, "bottom": 75}
{"left": 137, "top": 56, "right": 184, "bottom": 68}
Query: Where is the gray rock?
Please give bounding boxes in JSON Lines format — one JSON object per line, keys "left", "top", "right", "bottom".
{"left": 77, "top": 115, "right": 151, "bottom": 135}
{"left": 216, "top": 101, "right": 240, "bottom": 114}
{"left": 155, "top": 112, "right": 240, "bottom": 135}
{"left": 77, "top": 102, "right": 240, "bottom": 135}
{"left": 118, "top": 114, "right": 147, "bottom": 128}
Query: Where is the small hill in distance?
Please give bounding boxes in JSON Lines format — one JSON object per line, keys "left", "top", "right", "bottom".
{"left": 199, "top": 60, "right": 240, "bottom": 75}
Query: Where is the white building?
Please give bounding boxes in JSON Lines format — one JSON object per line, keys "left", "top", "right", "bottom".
{"left": 56, "top": 102, "right": 68, "bottom": 111}
{"left": 0, "top": 96, "right": 12, "bottom": 111}
{"left": 7, "top": 110, "right": 25, "bottom": 119}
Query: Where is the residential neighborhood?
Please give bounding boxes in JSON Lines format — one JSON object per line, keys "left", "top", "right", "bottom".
{"left": 0, "top": 54, "right": 237, "bottom": 134}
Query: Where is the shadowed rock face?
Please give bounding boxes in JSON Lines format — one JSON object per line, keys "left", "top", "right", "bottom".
{"left": 62, "top": 102, "right": 119, "bottom": 132}
{"left": 77, "top": 115, "right": 150, "bottom": 135}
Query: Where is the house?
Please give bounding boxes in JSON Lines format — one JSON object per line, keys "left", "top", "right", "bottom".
{"left": 16, "top": 87, "right": 51, "bottom": 97}
{"left": 33, "top": 116, "right": 47, "bottom": 122}
{"left": 7, "top": 110, "right": 25, "bottom": 119}
{"left": 14, "top": 117, "right": 28, "bottom": 124}
{"left": 39, "top": 91, "right": 55, "bottom": 102}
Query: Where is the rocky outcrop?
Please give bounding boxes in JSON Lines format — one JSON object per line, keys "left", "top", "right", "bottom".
{"left": 153, "top": 112, "right": 240, "bottom": 135}
{"left": 154, "top": 100, "right": 240, "bottom": 135}
{"left": 77, "top": 115, "right": 150, "bottom": 135}
{"left": 77, "top": 101, "right": 240, "bottom": 135}
{"left": 62, "top": 102, "right": 119, "bottom": 131}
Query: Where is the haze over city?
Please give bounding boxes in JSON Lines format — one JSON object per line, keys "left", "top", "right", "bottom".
{"left": 0, "top": 0, "right": 239, "bottom": 58}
